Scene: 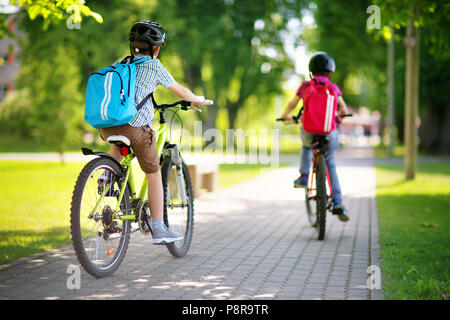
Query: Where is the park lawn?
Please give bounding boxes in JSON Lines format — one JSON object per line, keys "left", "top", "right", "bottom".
{"left": 376, "top": 163, "right": 450, "bottom": 300}
{"left": 0, "top": 161, "right": 85, "bottom": 265}
{"left": 219, "top": 162, "right": 289, "bottom": 189}
{"left": 0, "top": 160, "right": 289, "bottom": 265}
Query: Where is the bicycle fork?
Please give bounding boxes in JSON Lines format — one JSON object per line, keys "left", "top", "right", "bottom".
{"left": 174, "top": 164, "right": 187, "bottom": 205}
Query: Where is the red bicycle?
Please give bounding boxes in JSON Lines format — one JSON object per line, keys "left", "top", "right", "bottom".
{"left": 277, "top": 114, "right": 351, "bottom": 240}
{"left": 304, "top": 134, "right": 332, "bottom": 240}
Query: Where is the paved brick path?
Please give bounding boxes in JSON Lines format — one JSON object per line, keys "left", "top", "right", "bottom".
{"left": 0, "top": 147, "right": 383, "bottom": 300}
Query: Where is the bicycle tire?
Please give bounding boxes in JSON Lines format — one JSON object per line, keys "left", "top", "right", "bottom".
{"left": 161, "top": 157, "right": 194, "bottom": 258}
{"left": 305, "top": 185, "right": 317, "bottom": 227}
{"left": 70, "top": 157, "right": 132, "bottom": 278}
{"left": 315, "top": 153, "right": 327, "bottom": 240}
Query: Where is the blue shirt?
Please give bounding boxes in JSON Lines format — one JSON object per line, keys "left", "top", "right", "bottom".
{"left": 124, "top": 56, "right": 175, "bottom": 128}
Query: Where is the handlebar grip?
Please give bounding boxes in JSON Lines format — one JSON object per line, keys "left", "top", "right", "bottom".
{"left": 276, "top": 115, "right": 300, "bottom": 123}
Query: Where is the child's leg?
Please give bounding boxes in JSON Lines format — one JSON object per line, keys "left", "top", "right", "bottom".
{"left": 146, "top": 171, "right": 164, "bottom": 221}
{"left": 147, "top": 170, "right": 183, "bottom": 243}
{"left": 299, "top": 127, "right": 314, "bottom": 175}
{"left": 300, "top": 146, "right": 313, "bottom": 175}
{"left": 109, "top": 145, "right": 123, "bottom": 162}
{"left": 324, "top": 130, "right": 342, "bottom": 204}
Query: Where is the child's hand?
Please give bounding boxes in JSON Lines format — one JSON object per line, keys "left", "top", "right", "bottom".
{"left": 280, "top": 114, "right": 294, "bottom": 122}
{"left": 190, "top": 96, "right": 205, "bottom": 108}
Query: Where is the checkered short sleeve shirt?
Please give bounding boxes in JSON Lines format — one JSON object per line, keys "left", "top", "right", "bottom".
{"left": 126, "top": 56, "right": 175, "bottom": 128}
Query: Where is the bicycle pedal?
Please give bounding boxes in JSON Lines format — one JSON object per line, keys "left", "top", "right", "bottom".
{"left": 152, "top": 241, "right": 168, "bottom": 246}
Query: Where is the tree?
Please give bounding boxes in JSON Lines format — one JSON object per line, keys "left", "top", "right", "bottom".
{"left": 305, "top": 0, "right": 387, "bottom": 110}
{"left": 156, "top": 0, "right": 306, "bottom": 130}
{"left": 376, "top": 0, "right": 450, "bottom": 179}
{"left": 0, "top": 46, "right": 83, "bottom": 156}
{"left": 1, "top": 0, "right": 102, "bottom": 32}
{"left": 0, "top": 0, "right": 159, "bottom": 154}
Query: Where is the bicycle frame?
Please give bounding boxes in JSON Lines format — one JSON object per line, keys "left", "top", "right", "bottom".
{"left": 307, "top": 148, "right": 333, "bottom": 202}
{"left": 111, "top": 121, "right": 168, "bottom": 221}
{"left": 88, "top": 100, "right": 193, "bottom": 221}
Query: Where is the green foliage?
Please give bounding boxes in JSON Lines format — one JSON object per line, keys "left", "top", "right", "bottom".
{"left": 0, "top": 0, "right": 158, "bottom": 153}
{"left": 9, "top": 0, "right": 103, "bottom": 30}
{"left": 375, "top": 0, "right": 450, "bottom": 60}
{"left": 0, "top": 46, "right": 84, "bottom": 153}
{"left": 304, "top": 0, "right": 387, "bottom": 111}
{"left": 0, "top": 89, "right": 34, "bottom": 139}
{"left": 157, "top": 0, "right": 306, "bottom": 129}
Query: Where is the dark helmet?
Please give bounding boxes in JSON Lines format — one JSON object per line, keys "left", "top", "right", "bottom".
{"left": 308, "top": 52, "right": 336, "bottom": 73}
{"left": 128, "top": 20, "right": 166, "bottom": 47}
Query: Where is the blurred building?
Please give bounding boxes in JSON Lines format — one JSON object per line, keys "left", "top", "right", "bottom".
{"left": 0, "top": 1, "right": 20, "bottom": 103}
{"left": 338, "top": 107, "right": 381, "bottom": 146}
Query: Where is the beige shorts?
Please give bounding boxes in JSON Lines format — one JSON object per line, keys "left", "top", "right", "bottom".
{"left": 99, "top": 124, "right": 160, "bottom": 174}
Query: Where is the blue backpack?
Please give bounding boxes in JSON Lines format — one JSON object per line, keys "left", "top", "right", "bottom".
{"left": 84, "top": 56, "right": 153, "bottom": 129}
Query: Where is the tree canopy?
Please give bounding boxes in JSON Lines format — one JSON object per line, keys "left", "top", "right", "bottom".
{"left": 1, "top": 0, "right": 449, "bottom": 154}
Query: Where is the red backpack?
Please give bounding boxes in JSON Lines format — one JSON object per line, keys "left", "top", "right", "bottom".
{"left": 301, "top": 79, "right": 338, "bottom": 135}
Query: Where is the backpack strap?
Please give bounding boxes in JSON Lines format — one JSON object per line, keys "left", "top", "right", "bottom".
{"left": 136, "top": 92, "right": 154, "bottom": 111}
{"left": 299, "top": 80, "right": 314, "bottom": 115}
{"left": 312, "top": 78, "right": 326, "bottom": 85}
{"left": 120, "top": 55, "right": 150, "bottom": 65}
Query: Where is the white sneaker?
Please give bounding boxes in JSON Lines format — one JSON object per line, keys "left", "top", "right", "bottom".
{"left": 152, "top": 225, "right": 183, "bottom": 245}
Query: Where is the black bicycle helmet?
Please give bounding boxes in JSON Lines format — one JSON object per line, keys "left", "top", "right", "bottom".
{"left": 308, "top": 52, "right": 336, "bottom": 73}
{"left": 128, "top": 20, "right": 166, "bottom": 48}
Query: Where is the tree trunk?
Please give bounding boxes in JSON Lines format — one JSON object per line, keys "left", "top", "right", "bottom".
{"left": 387, "top": 25, "right": 395, "bottom": 156}
{"left": 204, "top": 106, "right": 219, "bottom": 131}
{"left": 227, "top": 102, "right": 239, "bottom": 131}
{"left": 404, "top": 7, "right": 420, "bottom": 180}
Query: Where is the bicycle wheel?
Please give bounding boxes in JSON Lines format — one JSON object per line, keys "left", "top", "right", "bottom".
{"left": 70, "top": 157, "right": 132, "bottom": 278}
{"left": 315, "top": 153, "right": 327, "bottom": 240}
{"left": 305, "top": 176, "right": 317, "bottom": 227}
{"left": 161, "top": 157, "right": 194, "bottom": 257}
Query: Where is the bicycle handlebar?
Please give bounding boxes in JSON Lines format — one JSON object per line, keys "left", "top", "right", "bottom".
{"left": 276, "top": 115, "right": 300, "bottom": 123}
{"left": 156, "top": 99, "right": 214, "bottom": 111}
{"left": 276, "top": 113, "right": 352, "bottom": 124}
{"left": 156, "top": 99, "right": 214, "bottom": 112}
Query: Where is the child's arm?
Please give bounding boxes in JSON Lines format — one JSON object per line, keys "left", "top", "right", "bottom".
{"left": 168, "top": 81, "right": 204, "bottom": 107}
{"left": 280, "top": 95, "right": 301, "bottom": 121}
{"left": 337, "top": 96, "right": 349, "bottom": 119}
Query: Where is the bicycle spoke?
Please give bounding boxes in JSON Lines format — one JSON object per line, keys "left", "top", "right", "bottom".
{"left": 71, "top": 158, "right": 132, "bottom": 277}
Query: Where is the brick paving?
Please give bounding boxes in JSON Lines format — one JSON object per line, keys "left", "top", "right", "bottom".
{"left": 0, "top": 147, "right": 383, "bottom": 300}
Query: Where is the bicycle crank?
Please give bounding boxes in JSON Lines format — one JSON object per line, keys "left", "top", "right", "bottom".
{"left": 137, "top": 201, "right": 153, "bottom": 236}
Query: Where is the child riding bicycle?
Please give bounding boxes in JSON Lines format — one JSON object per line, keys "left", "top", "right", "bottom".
{"left": 98, "top": 21, "right": 206, "bottom": 244}
{"left": 280, "top": 52, "right": 350, "bottom": 222}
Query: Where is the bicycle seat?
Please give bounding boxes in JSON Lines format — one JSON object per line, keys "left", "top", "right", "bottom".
{"left": 312, "top": 135, "right": 330, "bottom": 151}
{"left": 107, "top": 135, "right": 131, "bottom": 147}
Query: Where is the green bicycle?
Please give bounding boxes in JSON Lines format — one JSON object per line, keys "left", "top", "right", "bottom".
{"left": 70, "top": 99, "right": 212, "bottom": 278}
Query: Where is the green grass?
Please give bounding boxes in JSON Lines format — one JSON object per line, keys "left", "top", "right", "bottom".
{"left": 0, "top": 160, "right": 288, "bottom": 265}
{"left": 376, "top": 163, "right": 450, "bottom": 300}
{"left": 0, "top": 161, "right": 85, "bottom": 265}
{"left": 374, "top": 144, "right": 405, "bottom": 158}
